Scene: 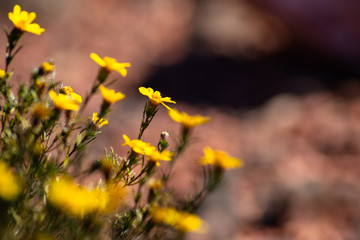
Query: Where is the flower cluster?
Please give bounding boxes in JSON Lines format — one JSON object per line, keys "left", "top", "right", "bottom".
{"left": 0, "top": 4, "right": 245, "bottom": 240}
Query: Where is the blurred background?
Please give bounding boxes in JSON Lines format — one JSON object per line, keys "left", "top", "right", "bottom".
{"left": 2, "top": 0, "right": 360, "bottom": 239}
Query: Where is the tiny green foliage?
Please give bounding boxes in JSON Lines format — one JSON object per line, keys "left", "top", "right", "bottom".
{"left": 0, "top": 4, "right": 244, "bottom": 240}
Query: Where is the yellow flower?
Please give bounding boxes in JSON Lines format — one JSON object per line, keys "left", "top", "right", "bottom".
{"left": 35, "top": 79, "right": 46, "bottom": 93}
{"left": 103, "top": 182, "right": 126, "bottom": 212}
{"left": 99, "top": 85, "right": 125, "bottom": 104}
{"left": 122, "top": 135, "right": 173, "bottom": 165}
{"left": 92, "top": 112, "right": 108, "bottom": 127}
{"left": 151, "top": 207, "right": 206, "bottom": 233}
{"left": 8, "top": 5, "right": 45, "bottom": 35}
{"left": 40, "top": 61, "right": 55, "bottom": 73}
{"left": 0, "top": 69, "right": 5, "bottom": 79}
{"left": 90, "top": 53, "right": 131, "bottom": 77}
{"left": 60, "top": 86, "right": 82, "bottom": 103}
{"left": 0, "top": 161, "right": 22, "bottom": 201}
{"left": 48, "top": 177, "right": 104, "bottom": 217}
{"left": 139, "top": 87, "right": 175, "bottom": 110}
{"left": 49, "top": 90, "right": 80, "bottom": 111}
{"left": 122, "top": 134, "right": 155, "bottom": 155}
{"left": 148, "top": 178, "right": 163, "bottom": 190}
{"left": 147, "top": 149, "right": 174, "bottom": 166}
{"left": 30, "top": 232, "right": 53, "bottom": 240}
{"left": 168, "top": 109, "right": 210, "bottom": 129}
{"left": 32, "top": 102, "right": 50, "bottom": 120}
{"left": 199, "top": 147, "right": 244, "bottom": 169}
{"left": 47, "top": 177, "right": 125, "bottom": 217}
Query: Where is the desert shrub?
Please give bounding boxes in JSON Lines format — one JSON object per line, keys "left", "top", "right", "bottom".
{"left": 0, "top": 5, "right": 243, "bottom": 240}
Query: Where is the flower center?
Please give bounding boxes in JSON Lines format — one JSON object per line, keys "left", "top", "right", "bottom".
{"left": 17, "top": 19, "right": 27, "bottom": 30}
{"left": 104, "top": 57, "right": 117, "bottom": 70}
{"left": 151, "top": 91, "right": 161, "bottom": 103}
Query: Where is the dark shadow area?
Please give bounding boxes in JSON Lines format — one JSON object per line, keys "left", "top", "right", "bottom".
{"left": 144, "top": 41, "right": 360, "bottom": 109}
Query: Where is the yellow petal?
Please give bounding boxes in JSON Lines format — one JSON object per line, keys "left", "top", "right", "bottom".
{"left": 49, "top": 90, "right": 80, "bottom": 111}
{"left": 27, "top": 12, "right": 36, "bottom": 23}
{"left": 99, "top": 85, "right": 125, "bottom": 104}
{"left": 161, "top": 97, "right": 176, "bottom": 104}
{"left": 90, "top": 53, "right": 106, "bottom": 67}
{"left": 138, "top": 87, "right": 153, "bottom": 97}
{"left": 70, "top": 92, "right": 82, "bottom": 103}
{"left": 14, "top": 5, "right": 21, "bottom": 15}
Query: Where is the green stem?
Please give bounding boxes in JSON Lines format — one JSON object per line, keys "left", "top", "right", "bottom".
{"left": 5, "top": 28, "right": 23, "bottom": 73}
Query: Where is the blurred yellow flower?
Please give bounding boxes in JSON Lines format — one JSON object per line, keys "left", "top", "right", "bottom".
{"left": 90, "top": 53, "right": 131, "bottom": 77}
{"left": 151, "top": 207, "right": 206, "bottom": 233}
{"left": 32, "top": 102, "right": 50, "bottom": 120}
{"left": 122, "top": 134, "right": 155, "bottom": 155}
{"left": 30, "top": 232, "right": 53, "bottom": 240}
{"left": 47, "top": 177, "right": 124, "bottom": 217}
{"left": 8, "top": 4, "right": 45, "bottom": 35}
{"left": 0, "top": 69, "right": 5, "bottom": 79}
{"left": 0, "top": 161, "right": 22, "bottom": 201}
{"left": 40, "top": 61, "right": 55, "bottom": 73}
{"left": 103, "top": 182, "right": 126, "bottom": 212}
{"left": 35, "top": 79, "right": 46, "bottom": 92}
{"left": 99, "top": 85, "right": 125, "bottom": 104}
{"left": 147, "top": 149, "right": 174, "bottom": 166}
{"left": 60, "top": 86, "right": 82, "bottom": 103}
{"left": 168, "top": 109, "right": 210, "bottom": 129}
{"left": 148, "top": 178, "right": 163, "bottom": 190}
{"left": 48, "top": 177, "right": 105, "bottom": 217}
{"left": 199, "top": 147, "right": 244, "bottom": 169}
{"left": 139, "top": 87, "right": 175, "bottom": 110}
{"left": 92, "top": 112, "right": 108, "bottom": 127}
{"left": 49, "top": 90, "right": 80, "bottom": 111}
{"left": 122, "top": 135, "right": 173, "bottom": 165}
